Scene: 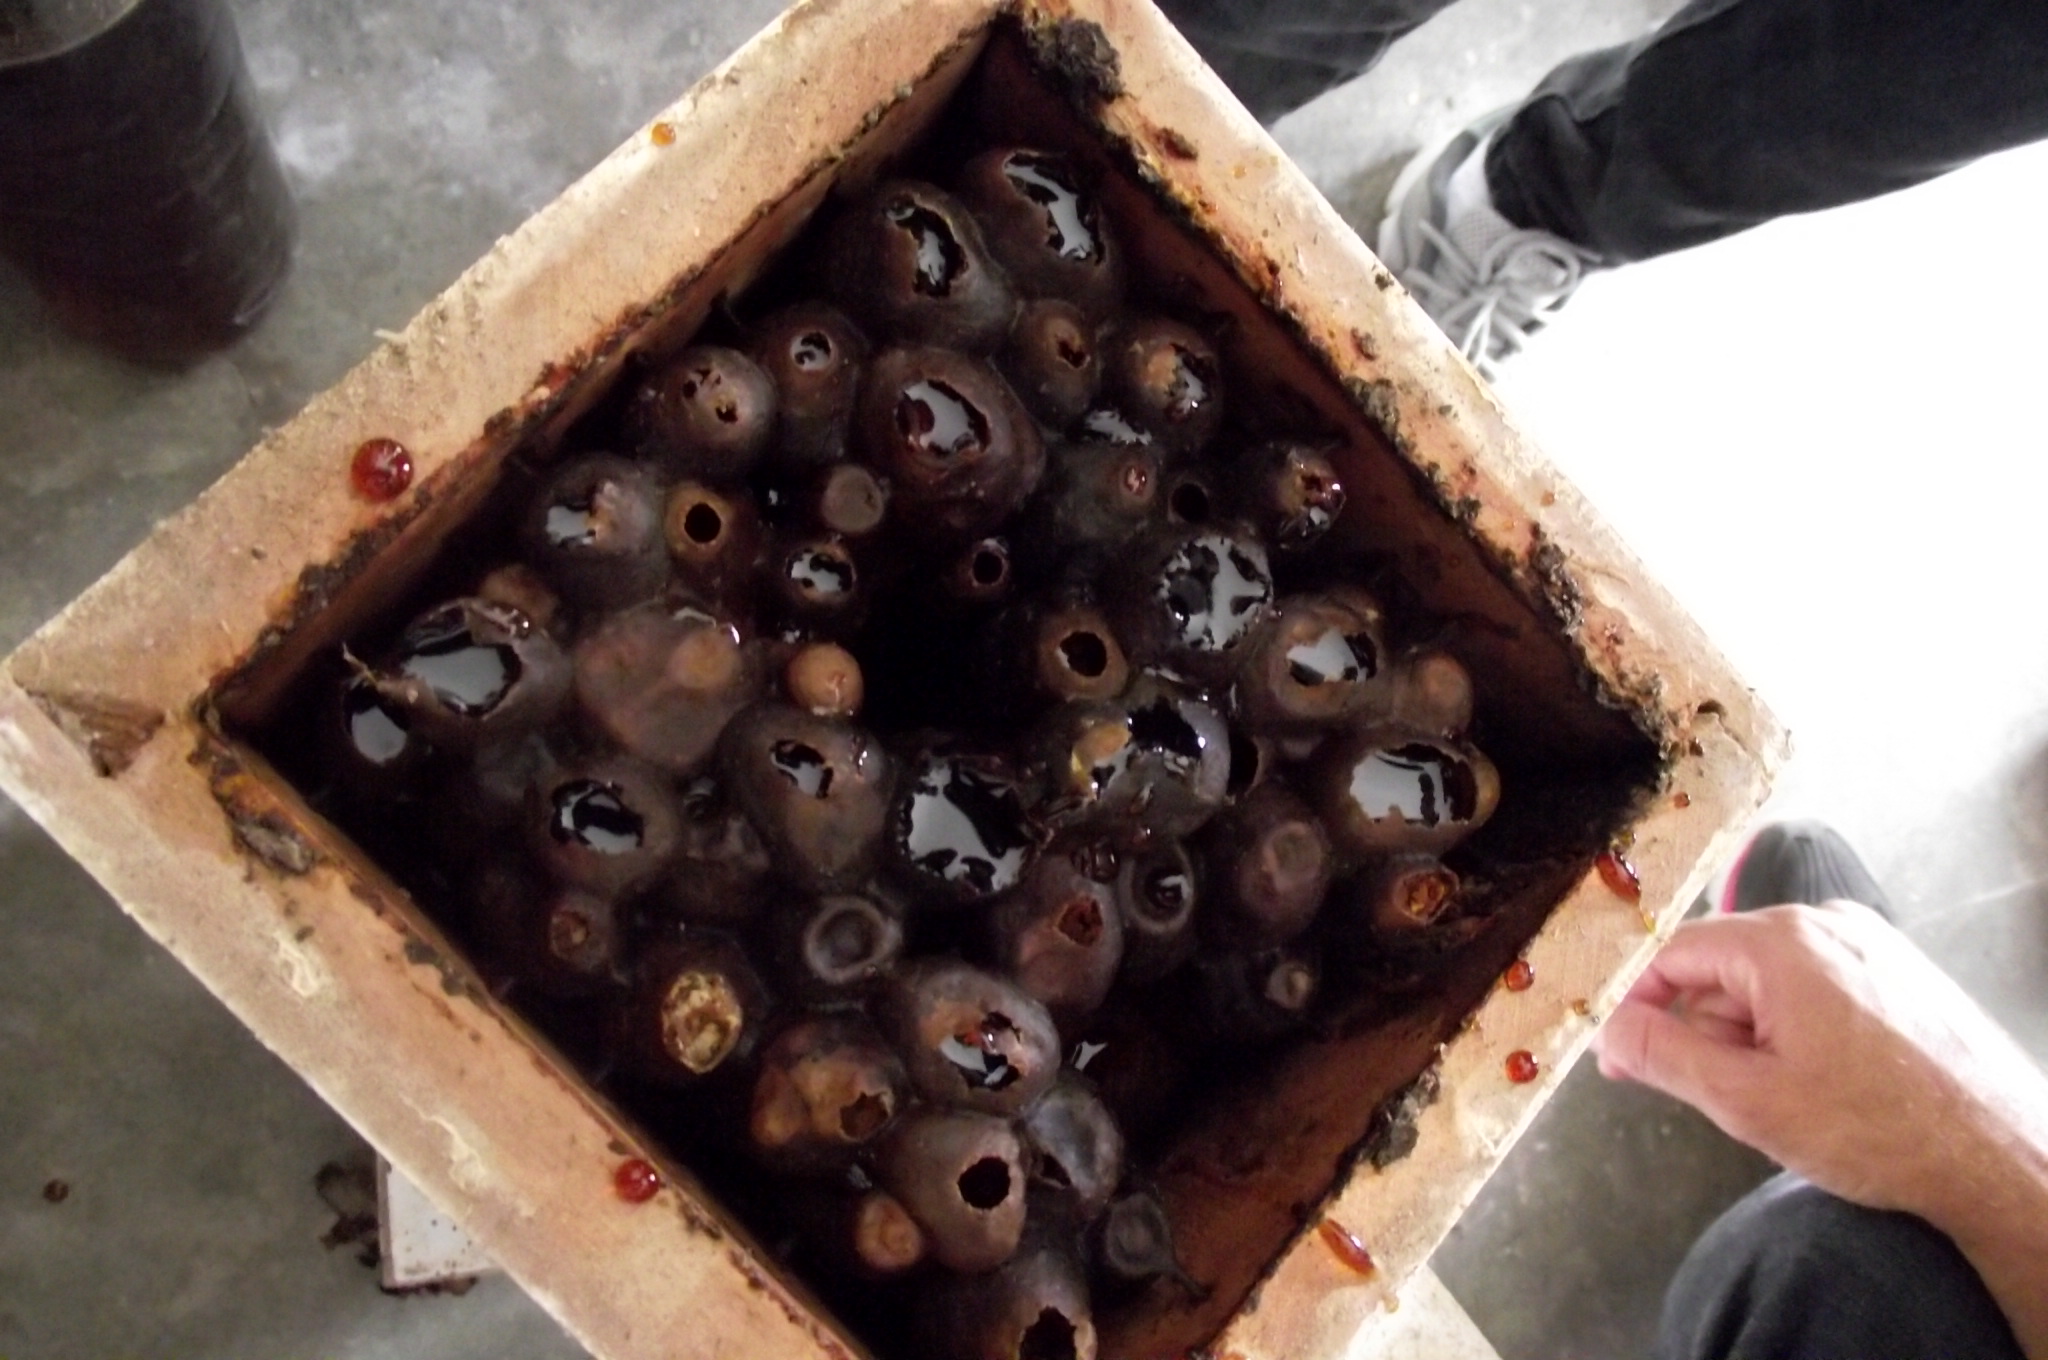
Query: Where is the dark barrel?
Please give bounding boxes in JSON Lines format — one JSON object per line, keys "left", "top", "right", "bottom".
{"left": 0, "top": 0, "right": 294, "bottom": 364}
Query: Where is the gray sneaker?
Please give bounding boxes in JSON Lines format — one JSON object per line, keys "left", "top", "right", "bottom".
{"left": 1376, "top": 109, "right": 1603, "bottom": 378}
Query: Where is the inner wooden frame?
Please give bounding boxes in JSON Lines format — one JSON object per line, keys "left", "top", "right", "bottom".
{"left": 0, "top": 3, "right": 1783, "bottom": 1359}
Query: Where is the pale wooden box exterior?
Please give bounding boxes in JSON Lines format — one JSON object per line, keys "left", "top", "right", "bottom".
{"left": 0, "top": 2, "right": 1784, "bottom": 1357}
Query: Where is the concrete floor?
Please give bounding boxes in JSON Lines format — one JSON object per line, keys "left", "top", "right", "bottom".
{"left": 5, "top": 0, "right": 2047, "bottom": 1357}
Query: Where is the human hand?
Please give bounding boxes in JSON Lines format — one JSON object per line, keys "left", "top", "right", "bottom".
{"left": 1593, "top": 902, "right": 2048, "bottom": 1223}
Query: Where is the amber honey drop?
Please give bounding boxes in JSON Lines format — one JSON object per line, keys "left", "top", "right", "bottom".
{"left": 1502, "top": 959, "right": 1534, "bottom": 992}
{"left": 650, "top": 121, "right": 677, "bottom": 146}
{"left": 614, "top": 1157, "right": 662, "bottom": 1203}
{"left": 1672, "top": 791, "right": 1692, "bottom": 809}
{"left": 1504, "top": 1049, "right": 1540, "bottom": 1084}
{"left": 350, "top": 438, "right": 413, "bottom": 501}
{"left": 1317, "top": 1219, "right": 1376, "bottom": 1277}
{"left": 1595, "top": 849, "right": 1643, "bottom": 904}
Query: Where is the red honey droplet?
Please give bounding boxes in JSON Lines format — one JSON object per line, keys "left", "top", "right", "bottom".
{"left": 1502, "top": 959, "right": 1535, "bottom": 992}
{"left": 350, "top": 438, "right": 413, "bottom": 501}
{"left": 1672, "top": 791, "right": 1693, "bottom": 809}
{"left": 1595, "top": 849, "right": 1643, "bottom": 904}
{"left": 650, "top": 121, "right": 676, "bottom": 146}
{"left": 614, "top": 1157, "right": 661, "bottom": 1203}
{"left": 1504, "top": 1049, "right": 1540, "bottom": 1084}
{"left": 1317, "top": 1219, "right": 1376, "bottom": 1277}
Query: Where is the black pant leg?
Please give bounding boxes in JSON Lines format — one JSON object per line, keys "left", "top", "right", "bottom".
{"left": 1657, "top": 1173, "right": 2026, "bottom": 1360}
{"left": 1152, "top": 0, "right": 1464, "bottom": 123}
{"left": 1488, "top": 0, "right": 2048, "bottom": 262}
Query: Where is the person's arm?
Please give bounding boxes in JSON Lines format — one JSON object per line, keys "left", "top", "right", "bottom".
{"left": 1594, "top": 902, "right": 2048, "bottom": 1358}
{"left": 1929, "top": 1114, "right": 2048, "bottom": 1360}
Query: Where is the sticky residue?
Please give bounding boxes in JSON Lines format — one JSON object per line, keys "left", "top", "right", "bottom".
{"left": 275, "top": 926, "right": 331, "bottom": 999}
{"left": 230, "top": 810, "right": 319, "bottom": 875}
{"left": 1027, "top": 17, "right": 1123, "bottom": 102}
{"left": 431, "top": 1116, "right": 492, "bottom": 1196}
{"left": 1363, "top": 1065, "right": 1441, "bottom": 1170}
{"left": 421, "top": 1116, "right": 533, "bottom": 1223}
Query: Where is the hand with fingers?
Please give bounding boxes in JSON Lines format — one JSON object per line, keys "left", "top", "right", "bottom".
{"left": 1595, "top": 902, "right": 2048, "bottom": 1358}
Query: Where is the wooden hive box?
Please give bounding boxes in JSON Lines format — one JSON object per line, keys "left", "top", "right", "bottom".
{"left": 0, "top": 1, "right": 1784, "bottom": 1357}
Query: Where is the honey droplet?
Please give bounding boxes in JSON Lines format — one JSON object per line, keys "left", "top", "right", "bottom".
{"left": 1595, "top": 849, "right": 1643, "bottom": 904}
{"left": 1672, "top": 791, "right": 1692, "bottom": 809}
{"left": 350, "top": 438, "right": 413, "bottom": 501}
{"left": 1504, "top": 1049, "right": 1540, "bottom": 1084}
{"left": 1539, "top": 490, "right": 1557, "bottom": 507}
{"left": 1570, "top": 998, "right": 1592, "bottom": 1017}
{"left": 1502, "top": 959, "right": 1534, "bottom": 992}
{"left": 1317, "top": 1219, "right": 1376, "bottom": 1277}
{"left": 650, "top": 121, "right": 677, "bottom": 146}
{"left": 614, "top": 1157, "right": 662, "bottom": 1203}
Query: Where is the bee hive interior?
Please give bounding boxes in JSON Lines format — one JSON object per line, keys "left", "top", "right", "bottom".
{"left": 206, "top": 20, "right": 1665, "bottom": 1360}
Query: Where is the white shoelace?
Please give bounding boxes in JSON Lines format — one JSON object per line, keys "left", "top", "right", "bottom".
{"left": 1403, "top": 217, "right": 1599, "bottom": 375}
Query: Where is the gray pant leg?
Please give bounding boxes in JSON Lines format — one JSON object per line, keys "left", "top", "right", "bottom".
{"left": 1488, "top": 0, "right": 2048, "bottom": 260}
{"left": 1152, "top": 0, "right": 1462, "bottom": 122}
{"left": 1658, "top": 1173, "right": 2025, "bottom": 1360}
{"left": 1161, "top": 0, "right": 2048, "bottom": 263}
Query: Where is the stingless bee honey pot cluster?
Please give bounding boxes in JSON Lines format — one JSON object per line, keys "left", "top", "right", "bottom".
{"left": 280, "top": 119, "right": 1518, "bottom": 1358}
{"left": 0, "top": 4, "right": 1782, "bottom": 1358}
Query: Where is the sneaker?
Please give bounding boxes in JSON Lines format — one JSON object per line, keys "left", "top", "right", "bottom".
{"left": 1719, "top": 821, "right": 1894, "bottom": 920}
{"left": 1375, "top": 108, "right": 1603, "bottom": 378}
